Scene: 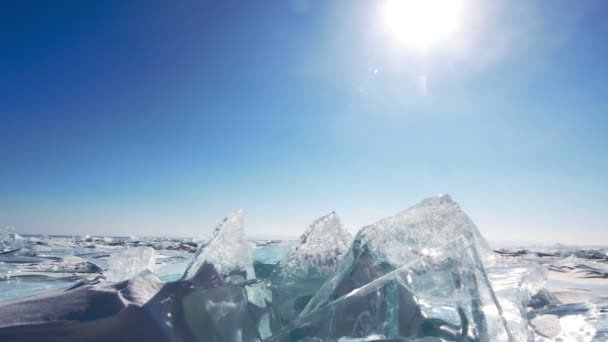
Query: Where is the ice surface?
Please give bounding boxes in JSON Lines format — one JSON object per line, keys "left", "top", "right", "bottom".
{"left": 294, "top": 195, "right": 511, "bottom": 341}
{"left": 0, "top": 277, "right": 76, "bottom": 302}
{"left": 104, "top": 247, "right": 156, "bottom": 282}
{"left": 0, "top": 263, "right": 18, "bottom": 280}
{"left": 34, "top": 256, "right": 100, "bottom": 273}
{"left": 494, "top": 244, "right": 608, "bottom": 261}
{"left": 532, "top": 297, "right": 608, "bottom": 342}
{"left": 182, "top": 209, "right": 255, "bottom": 283}
{"left": 490, "top": 245, "right": 608, "bottom": 341}
{"left": 530, "top": 314, "right": 560, "bottom": 339}
{"left": 0, "top": 273, "right": 163, "bottom": 328}
{"left": 11, "top": 255, "right": 102, "bottom": 280}
{"left": 531, "top": 256, "right": 608, "bottom": 342}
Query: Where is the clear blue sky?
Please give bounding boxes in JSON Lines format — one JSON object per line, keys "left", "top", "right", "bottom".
{"left": 1, "top": 0, "right": 607, "bottom": 244}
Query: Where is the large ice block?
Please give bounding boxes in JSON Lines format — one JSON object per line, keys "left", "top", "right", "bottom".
{"left": 182, "top": 210, "right": 255, "bottom": 283}
{"left": 289, "top": 195, "right": 512, "bottom": 341}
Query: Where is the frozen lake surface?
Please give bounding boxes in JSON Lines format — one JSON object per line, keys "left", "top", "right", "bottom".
{"left": 1, "top": 196, "right": 607, "bottom": 341}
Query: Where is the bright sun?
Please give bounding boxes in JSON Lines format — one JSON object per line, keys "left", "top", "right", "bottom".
{"left": 383, "top": 0, "right": 464, "bottom": 51}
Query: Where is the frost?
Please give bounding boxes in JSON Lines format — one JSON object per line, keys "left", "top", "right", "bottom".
{"left": 182, "top": 210, "right": 255, "bottom": 283}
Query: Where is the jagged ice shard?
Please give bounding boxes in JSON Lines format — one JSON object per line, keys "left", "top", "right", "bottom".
{"left": 274, "top": 212, "right": 353, "bottom": 280}
{"left": 182, "top": 209, "right": 255, "bottom": 283}
{"left": 270, "top": 212, "right": 353, "bottom": 331}
{"left": 142, "top": 209, "right": 270, "bottom": 342}
{"left": 275, "top": 195, "right": 512, "bottom": 341}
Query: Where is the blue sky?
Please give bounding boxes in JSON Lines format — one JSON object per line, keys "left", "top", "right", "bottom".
{"left": 1, "top": 0, "right": 607, "bottom": 244}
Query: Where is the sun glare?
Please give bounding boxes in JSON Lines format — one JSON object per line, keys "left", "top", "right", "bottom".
{"left": 383, "top": 0, "right": 464, "bottom": 51}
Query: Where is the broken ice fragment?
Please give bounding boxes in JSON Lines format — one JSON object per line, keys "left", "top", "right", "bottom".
{"left": 0, "top": 227, "right": 15, "bottom": 252}
{"left": 104, "top": 247, "right": 156, "bottom": 282}
{"left": 182, "top": 210, "right": 255, "bottom": 283}
{"left": 487, "top": 259, "right": 547, "bottom": 341}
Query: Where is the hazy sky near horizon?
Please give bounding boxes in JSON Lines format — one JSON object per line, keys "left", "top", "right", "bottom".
{"left": 1, "top": 0, "right": 607, "bottom": 244}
